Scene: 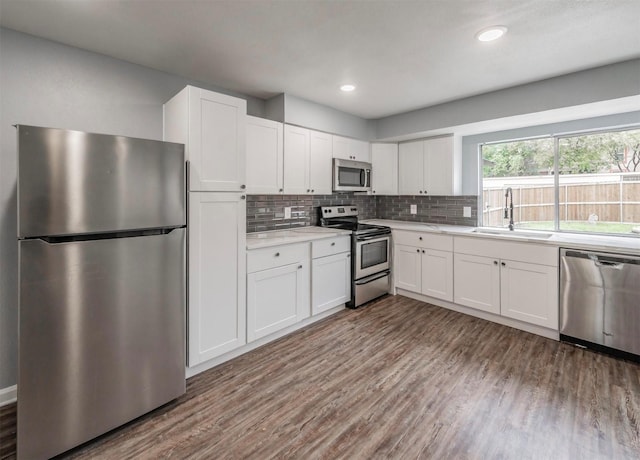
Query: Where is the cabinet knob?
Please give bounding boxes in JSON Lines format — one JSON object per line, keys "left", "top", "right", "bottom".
{"left": 501, "top": 262, "right": 506, "bottom": 266}
{"left": 416, "top": 249, "right": 420, "bottom": 253}
{"left": 307, "top": 189, "right": 310, "bottom": 192}
{"left": 298, "top": 265, "right": 303, "bottom": 269}
{"left": 494, "top": 260, "right": 498, "bottom": 265}
{"left": 331, "top": 242, "right": 335, "bottom": 246}
{"left": 372, "top": 190, "right": 376, "bottom": 194}
{"left": 275, "top": 252, "right": 280, "bottom": 257}
{"left": 311, "top": 189, "right": 315, "bottom": 192}
{"left": 419, "top": 190, "right": 423, "bottom": 194}
{"left": 422, "top": 250, "right": 425, "bottom": 253}
{"left": 240, "top": 184, "right": 246, "bottom": 189}
{"left": 419, "top": 236, "right": 422, "bottom": 240}
{"left": 279, "top": 188, "right": 283, "bottom": 192}
{"left": 347, "top": 254, "right": 350, "bottom": 258}
{"left": 425, "top": 190, "right": 428, "bottom": 194}
{"left": 241, "top": 195, "right": 246, "bottom": 200}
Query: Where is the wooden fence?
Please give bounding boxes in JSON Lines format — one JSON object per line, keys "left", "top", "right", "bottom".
{"left": 482, "top": 179, "right": 640, "bottom": 227}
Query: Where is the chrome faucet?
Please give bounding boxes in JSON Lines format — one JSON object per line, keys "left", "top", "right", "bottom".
{"left": 504, "top": 187, "right": 514, "bottom": 231}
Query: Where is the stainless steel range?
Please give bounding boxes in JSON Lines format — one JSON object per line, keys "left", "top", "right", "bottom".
{"left": 319, "top": 206, "right": 391, "bottom": 308}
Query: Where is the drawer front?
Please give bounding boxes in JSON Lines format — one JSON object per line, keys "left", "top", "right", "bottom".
{"left": 454, "top": 236, "right": 558, "bottom": 266}
{"left": 393, "top": 230, "right": 453, "bottom": 251}
{"left": 248, "top": 242, "right": 309, "bottom": 273}
{"left": 312, "top": 236, "right": 351, "bottom": 258}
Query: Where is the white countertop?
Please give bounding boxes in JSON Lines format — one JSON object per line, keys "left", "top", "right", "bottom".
{"left": 246, "top": 226, "right": 351, "bottom": 249}
{"left": 362, "top": 219, "right": 640, "bottom": 255}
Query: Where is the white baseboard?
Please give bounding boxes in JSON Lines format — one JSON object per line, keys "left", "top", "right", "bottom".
{"left": 396, "top": 289, "right": 560, "bottom": 341}
{"left": 186, "top": 304, "right": 346, "bottom": 379}
{"left": 0, "top": 385, "right": 17, "bottom": 407}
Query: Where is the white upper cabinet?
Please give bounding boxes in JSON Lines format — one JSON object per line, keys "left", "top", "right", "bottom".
{"left": 371, "top": 143, "right": 398, "bottom": 195}
{"left": 398, "top": 136, "right": 460, "bottom": 196}
{"left": 283, "top": 125, "right": 332, "bottom": 195}
{"left": 163, "top": 85, "right": 246, "bottom": 192}
{"left": 246, "top": 116, "right": 284, "bottom": 194}
{"left": 332, "top": 135, "right": 371, "bottom": 163}
{"left": 283, "top": 125, "right": 309, "bottom": 194}
{"left": 424, "top": 136, "right": 455, "bottom": 196}
{"left": 398, "top": 140, "right": 424, "bottom": 195}
{"left": 308, "top": 130, "right": 333, "bottom": 194}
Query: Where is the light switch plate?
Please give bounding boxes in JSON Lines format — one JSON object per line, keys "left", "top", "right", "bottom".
{"left": 410, "top": 204, "right": 417, "bottom": 215}
{"left": 284, "top": 207, "right": 292, "bottom": 219}
{"left": 463, "top": 206, "right": 471, "bottom": 218}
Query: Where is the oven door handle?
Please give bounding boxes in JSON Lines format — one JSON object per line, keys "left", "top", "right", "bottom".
{"left": 355, "top": 270, "right": 391, "bottom": 285}
{"left": 357, "top": 234, "right": 391, "bottom": 242}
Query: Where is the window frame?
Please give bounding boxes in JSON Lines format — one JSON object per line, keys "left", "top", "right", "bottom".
{"left": 478, "top": 124, "right": 640, "bottom": 238}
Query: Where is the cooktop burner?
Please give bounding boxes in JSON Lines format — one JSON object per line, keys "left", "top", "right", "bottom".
{"left": 318, "top": 206, "right": 390, "bottom": 236}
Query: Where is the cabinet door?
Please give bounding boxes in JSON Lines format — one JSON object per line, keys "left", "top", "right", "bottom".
{"left": 332, "top": 135, "right": 351, "bottom": 160}
{"left": 453, "top": 253, "right": 500, "bottom": 314}
{"left": 247, "top": 261, "right": 310, "bottom": 342}
{"left": 188, "top": 192, "right": 246, "bottom": 366}
{"left": 371, "top": 143, "right": 398, "bottom": 195}
{"left": 312, "top": 252, "right": 351, "bottom": 314}
{"left": 422, "top": 249, "right": 453, "bottom": 302}
{"left": 283, "top": 125, "right": 310, "bottom": 194}
{"left": 188, "top": 87, "right": 246, "bottom": 191}
{"left": 394, "top": 245, "right": 422, "bottom": 293}
{"left": 398, "top": 140, "right": 424, "bottom": 195}
{"left": 308, "top": 130, "right": 333, "bottom": 194}
{"left": 246, "top": 116, "right": 283, "bottom": 194}
{"left": 501, "top": 260, "right": 558, "bottom": 329}
{"left": 352, "top": 139, "right": 371, "bottom": 163}
{"left": 424, "top": 136, "right": 453, "bottom": 196}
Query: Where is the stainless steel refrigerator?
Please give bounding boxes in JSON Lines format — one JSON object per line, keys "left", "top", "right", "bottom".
{"left": 16, "top": 125, "right": 186, "bottom": 459}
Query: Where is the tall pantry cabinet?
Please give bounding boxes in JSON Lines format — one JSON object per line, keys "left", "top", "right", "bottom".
{"left": 164, "top": 86, "right": 247, "bottom": 367}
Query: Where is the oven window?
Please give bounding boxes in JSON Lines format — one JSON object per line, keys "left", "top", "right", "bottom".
{"left": 361, "top": 239, "right": 388, "bottom": 269}
{"left": 338, "top": 167, "right": 364, "bottom": 186}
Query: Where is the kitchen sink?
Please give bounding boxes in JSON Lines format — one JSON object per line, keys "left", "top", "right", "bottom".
{"left": 472, "top": 228, "right": 553, "bottom": 240}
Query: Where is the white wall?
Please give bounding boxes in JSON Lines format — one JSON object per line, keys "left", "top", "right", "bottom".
{"left": 283, "top": 94, "right": 376, "bottom": 140}
{"left": 374, "top": 59, "right": 640, "bottom": 141}
{"left": 0, "top": 28, "right": 264, "bottom": 389}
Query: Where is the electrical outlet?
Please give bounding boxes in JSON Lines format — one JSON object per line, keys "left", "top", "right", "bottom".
{"left": 463, "top": 206, "right": 471, "bottom": 218}
{"left": 410, "top": 204, "right": 417, "bottom": 215}
{"left": 284, "top": 207, "right": 292, "bottom": 219}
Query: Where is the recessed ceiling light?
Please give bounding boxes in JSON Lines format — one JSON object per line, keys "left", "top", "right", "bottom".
{"left": 340, "top": 84, "right": 356, "bottom": 92}
{"left": 476, "top": 26, "right": 508, "bottom": 42}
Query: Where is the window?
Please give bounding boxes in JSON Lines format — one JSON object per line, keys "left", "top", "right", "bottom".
{"left": 481, "top": 127, "right": 640, "bottom": 236}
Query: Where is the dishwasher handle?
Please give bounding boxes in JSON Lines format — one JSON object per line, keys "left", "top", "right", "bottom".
{"left": 594, "top": 259, "right": 624, "bottom": 269}
{"left": 562, "top": 249, "right": 640, "bottom": 266}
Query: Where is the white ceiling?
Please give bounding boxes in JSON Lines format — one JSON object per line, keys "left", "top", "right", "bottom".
{"left": 1, "top": 0, "right": 639, "bottom": 119}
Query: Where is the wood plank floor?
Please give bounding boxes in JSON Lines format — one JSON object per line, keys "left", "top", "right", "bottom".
{"left": 3, "top": 295, "right": 640, "bottom": 459}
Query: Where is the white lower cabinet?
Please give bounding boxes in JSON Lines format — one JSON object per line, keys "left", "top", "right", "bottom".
{"left": 247, "top": 243, "right": 310, "bottom": 342}
{"left": 395, "top": 245, "right": 453, "bottom": 302}
{"left": 393, "top": 231, "right": 454, "bottom": 302}
{"left": 453, "top": 253, "right": 500, "bottom": 314}
{"left": 500, "top": 260, "right": 558, "bottom": 329}
{"left": 395, "top": 245, "right": 422, "bottom": 292}
{"left": 312, "top": 236, "right": 351, "bottom": 314}
{"left": 188, "top": 192, "right": 246, "bottom": 366}
{"left": 453, "top": 236, "right": 559, "bottom": 330}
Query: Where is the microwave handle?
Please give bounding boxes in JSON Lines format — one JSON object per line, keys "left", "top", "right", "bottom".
{"left": 363, "top": 169, "right": 371, "bottom": 187}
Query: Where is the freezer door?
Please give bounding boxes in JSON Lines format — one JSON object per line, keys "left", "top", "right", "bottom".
{"left": 18, "top": 229, "right": 186, "bottom": 460}
{"left": 17, "top": 125, "right": 185, "bottom": 238}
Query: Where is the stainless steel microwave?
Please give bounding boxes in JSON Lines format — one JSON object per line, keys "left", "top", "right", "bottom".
{"left": 333, "top": 158, "right": 371, "bottom": 192}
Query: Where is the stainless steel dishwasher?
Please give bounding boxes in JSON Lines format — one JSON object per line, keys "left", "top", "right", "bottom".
{"left": 560, "top": 248, "right": 640, "bottom": 358}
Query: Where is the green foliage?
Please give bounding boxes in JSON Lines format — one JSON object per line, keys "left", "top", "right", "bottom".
{"left": 482, "top": 129, "right": 640, "bottom": 178}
